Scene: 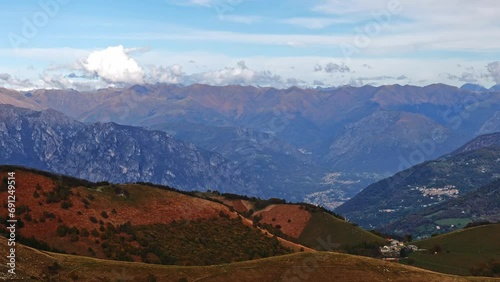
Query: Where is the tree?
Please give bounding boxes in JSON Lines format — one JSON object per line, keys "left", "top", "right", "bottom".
{"left": 400, "top": 247, "right": 409, "bottom": 258}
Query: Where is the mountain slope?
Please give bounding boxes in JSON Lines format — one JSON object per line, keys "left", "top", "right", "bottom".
{"left": 450, "top": 132, "right": 500, "bottom": 155}
{"left": 326, "top": 110, "right": 451, "bottom": 172}
{"left": 383, "top": 179, "right": 500, "bottom": 237}
{"left": 151, "top": 122, "right": 326, "bottom": 200}
{"left": 0, "top": 105, "right": 258, "bottom": 195}
{"left": 335, "top": 144, "right": 500, "bottom": 229}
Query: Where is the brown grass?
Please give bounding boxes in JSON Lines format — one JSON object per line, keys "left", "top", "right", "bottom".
{"left": 0, "top": 237, "right": 494, "bottom": 282}
{"left": 255, "top": 204, "right": 312, "bottom": 239}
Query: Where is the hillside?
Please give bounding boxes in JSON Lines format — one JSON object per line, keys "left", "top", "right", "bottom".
{"left": 0, "top": 167, "right": 295, "bottom": 266}
{"left": 210, "top": 194, "right": 386, "bottom": 252}
{"left": 0, "top": 237, "right": 491, "bottom": 282}
{"left": 407, "top": 224, "right": 500, "bottom": 277}
{"left": 383, "top": 179, "right": 500, "bottom": 237}
{"left": 335, "top": 145, "right": 500, "bottom": 229}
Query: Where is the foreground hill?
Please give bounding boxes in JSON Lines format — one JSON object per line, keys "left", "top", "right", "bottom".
{"left": 209, "top": 193, "right": 385, "bottom": 252}
{"left": 0, "top": 104, "right": 259, "bottom": 196}
{"left": 383, "top": 179, "right": 500, "bottom": 237}
{"left": 408, "top": 224, "right": 500, "bottom": 277}
{"left": 0, "top": 237, "right": 491, "bottom": 282}
{"left": 336, "top": 136, "right": 500, "bottom": 229}
{"left": 0, "top": 167, "right": 295, "bottom": 266}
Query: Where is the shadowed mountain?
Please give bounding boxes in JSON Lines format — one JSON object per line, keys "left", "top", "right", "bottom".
{"left": 0, "top": 105, "right": 259, "bottom": 195}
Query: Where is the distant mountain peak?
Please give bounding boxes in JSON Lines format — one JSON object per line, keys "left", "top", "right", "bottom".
{"left": 460, "top": 83, "right": 487, "bottom": 92}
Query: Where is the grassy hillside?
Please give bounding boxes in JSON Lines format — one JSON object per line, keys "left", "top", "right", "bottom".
{"left": 299, "top": 212, "right": 386, "bottom": 251}
{"left": 212, "top": 193, "right": 386, "bottom": 253}
{"left": 407, "top": 224, "right": 500, "bottom": 276}
{"left": 0, "top": 167, "right": 293, "bottom": 266}
{"left": 0, "top": 237, "right": 492, "bottom": 282}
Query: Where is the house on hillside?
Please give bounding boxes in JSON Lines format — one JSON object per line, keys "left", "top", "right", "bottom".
{"left": 380, "top": 239, "right": 410, "bottom": 258}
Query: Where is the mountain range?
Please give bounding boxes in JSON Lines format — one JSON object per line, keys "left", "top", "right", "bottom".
{"left": 1, "top": 84, "right": 499, "bottom": 205}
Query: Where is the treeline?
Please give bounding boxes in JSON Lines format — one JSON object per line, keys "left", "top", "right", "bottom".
{"left": 220, "top": 192, "right": 346, "bottom": 220}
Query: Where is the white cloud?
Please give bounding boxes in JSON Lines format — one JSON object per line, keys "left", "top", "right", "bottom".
{"left": 487, "top": 61, "right": 500, "bottom": 84}
{"left": 1, "top": 47, "right": 498, "bottom": 90}
{"left": 81, "top": 45, "right": 144, "bottom": 84}
{"left": 147, "top": 64, "right": 184, "bottom": 84}
{"left": 185, "top": 61, "right": 287, "bottom": 87}
{"left": 0, "top": 73, "right": 34, "bottom": 89}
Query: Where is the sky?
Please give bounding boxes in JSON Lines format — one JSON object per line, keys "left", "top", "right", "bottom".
{"left": 0, "top": 0, "right": 499, "bottom": 90}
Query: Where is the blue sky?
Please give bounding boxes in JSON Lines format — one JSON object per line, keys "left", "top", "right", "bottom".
{"left": 0, "top": 0, "right": 499, "bottom": 90}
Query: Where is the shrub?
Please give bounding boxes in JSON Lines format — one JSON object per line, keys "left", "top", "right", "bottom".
{"left": 57, "top": 225, "right": 68, "bottom": 237}
{"left": 101, "top": 211, "right": 109, "bottom": 219}
{"left": 61, "top": 201, "right": 73, "bottom": 209}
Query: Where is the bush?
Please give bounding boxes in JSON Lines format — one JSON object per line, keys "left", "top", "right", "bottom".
{"left": 61, "top": 201, "right": 73, "bottom": 209}
{"left": 89, "top": 216, "right": 98, "bottom": 223}
{"left": 57, "top": 225, "right": 68, "bottom": 237}
{"left": 429, "top": 245, "right": 443, "bottom": 254}
{"left": 47, "top": 262, "right": 61, "bottom": 275}
{"left": 101, "top": 211, "right": 109, "bottom": 219}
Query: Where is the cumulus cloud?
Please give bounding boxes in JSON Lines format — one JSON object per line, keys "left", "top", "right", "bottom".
{"left": 81, "top": 45, "right": 144, "bottom": 84}
{"left": 487, "top": 61, "right": 500, "bottom": 84}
